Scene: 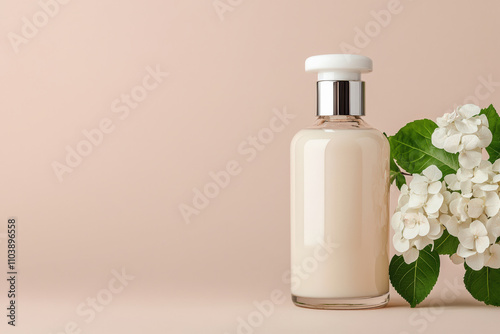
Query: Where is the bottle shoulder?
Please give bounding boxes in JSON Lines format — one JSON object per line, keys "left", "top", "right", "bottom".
{"left": 292, "top": 126, "right": 387, "bottom": 138}
{"left": 291, "top": 127, "right": 389, "bottom": 148}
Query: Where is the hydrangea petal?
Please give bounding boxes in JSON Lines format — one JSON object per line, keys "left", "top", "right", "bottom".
{"left": 440, "top": 191, "right": 450, "bottom": 213}
{"left": 428, "top": 219, "right": 443, "bottom": 240}
{"left": 427, "top": 181, "right": 442, "bottom": 194}
{"left": 458, "top": 104, "right": 481, "bottom": 118}
{"left": 436, "top": 111, "right": 457, "bottom": 127}
{"left": 486, "top": 216, "right": 500, "bottom": 240}
{"left": 461, "top": 134, "right": 480, "bottom": 151}
{"left": 487, "top": 244, "right": 500, "bottom": 269}
{"left": 477, "top": 126, "right": 493, "bottom": 148}
{"left": 493, "top": 159, "right": 500, "bottom": 173}
{"left": 403, "top": 248, "right": 419, "bottom": 264}
{"left": 471, "top": 169, "right": 489, "bottom": 184}
{"left": 455, "top": 119, "right": 479, "bottom": 134}
{"left": 397, "top": 193, "right": 410, "bottom": 209}
{"left": 439, "top": 214, "right": 451, "bottom": 226}
{"left": 485, "top": 192, "right": 500, "bottom": 217}
{"left": 431, "top": 127, "right": 447, "bottom": 149}
{"left": 444, "top": 216, "right": 459, "bottom": 236}
{"left": 450, "top": 197, "right": 468, "bottom": 221}
{"left": 411, "top": 182, "right": 428, "bottom": 195}
{"left": 458, "top": 227, "right": 475, "bottom": 249}
{"left": 472, "top": 186, "right": 486, "bottom": 198}
{"left": 414, "top": 237, "right": 433, "bottom": 250}
{"left": 478, "top": 113, "right": 489, "bottom": 127}
{"left": 475, "top": 235, "right": 490, "bottom": 254}
{"left": 457, "top": 168, "right": 473, "bottom": 181}
{"left": 391, "top": 212, "right": 403, "bottom": 231}
{"left": 408, "top": 194, "right": 427, "bottom": 209}
{"left": 459, "top": 149, "right": 482, "bottom": 169}
{"left": 393, "top": 233, "right": 410, "bottom": 252}
{"left": 467, "top": 198, "right": 484, "bottom": 219}
{"left": 417, "top": 216, "right": 430, "bottom": 236}
{"left": 466, "top": 252, "right": 486, "bottom": 270}
{"left": 451, "top": 253, "right": 465, "bottom": 264}
{"left": 457, "top": 244, "right": 476, "bottom": 258}
{"left": 443, "top": 132, "right": 462, "bottom": 153}
{"left": 424, "top": 193, "right": 444, "bottom": 215}
{"left": 445, "top": 174, "right": 459, "bottom": 190}
{"left": 480, "top": 184, "right": 498, "bottom": 191}
{"left": 427, "top": 218, "right": 441, "bottom": 236}
{"left": 460, "top": 180, "right": 472, "bottom": 198}
{"left": 422, "top": 165, "right": 442, "bottom": 182}
{"left": 470, "top": 220, "right": 488, "bottom": 237}
{"left": 403, "top": 225, "right": 420, "bottom": 239}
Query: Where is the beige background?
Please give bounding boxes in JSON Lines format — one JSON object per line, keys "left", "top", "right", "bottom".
{"left": 1, "top": 0, "right": 500, "bottom": 333}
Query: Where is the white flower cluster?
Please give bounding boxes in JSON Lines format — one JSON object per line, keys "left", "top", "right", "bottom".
{"left": 392, "top": 165, "right": 446, "bottom": 263}
{"left": 392, "top": 104, "right": 500, "bottom": 270}
{"left": 431, "top": 104, "right": 492, "bottom": 169}
{"left": 441, "top": 160, "right": 500, "bottom": 270}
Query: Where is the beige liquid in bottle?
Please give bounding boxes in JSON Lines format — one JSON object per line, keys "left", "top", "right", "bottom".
{"left": 291, "top": 118, "right": 389, "bottom": 308}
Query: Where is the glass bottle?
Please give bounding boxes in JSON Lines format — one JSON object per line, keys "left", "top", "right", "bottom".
{"left": 290, "top": 55, "right": 390, "bottom": 309}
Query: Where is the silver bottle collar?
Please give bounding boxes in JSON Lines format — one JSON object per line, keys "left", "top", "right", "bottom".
{"left": 316, "top": 81, "right": 365, "bottom": 116}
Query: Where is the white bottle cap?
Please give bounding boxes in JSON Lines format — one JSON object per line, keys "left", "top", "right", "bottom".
{"left": 305, "top": 54, "right": 373, "bottom": 81}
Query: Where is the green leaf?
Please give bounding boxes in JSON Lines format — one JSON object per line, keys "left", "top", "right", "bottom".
{"left": 389, "top": 245, "right": 440, "bottom": 307}
{"left": 479, "top": 105, "right": 500, "bottom": 163}
{"left": 390, "top": 160, "right": 406, "bottom": 189}
{"left": 464, "top": 264, "right": 500, "bottom": 306}
{"left": 385, "top": 133, "right": 406, "bottom": 189}
{"left": 390, "top": 119, "right": 459, "bottom": 176}
{"left": 433, "top": 230, "right": 460, "bottom": 255}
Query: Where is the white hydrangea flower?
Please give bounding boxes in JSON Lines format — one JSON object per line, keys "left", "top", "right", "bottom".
{"left": 392, "top": 214, "right": 443, "bottom": 264}
{"left": 404, "top": 165, "right": 445, "bottom": 217}
{"left": 440, "top": 157, "right": 500, "bottom": 236}
{"left": 441, "top": 160, "right": 500, "bottom": 270}
{"left": 486, "top": 215, "right": 500, "bottom": 243}
{"left": 486, "top": 244, "right": 500, "bottom": 269}
{"left": 454, "top": 241, "right": 500, "bottom": 270}
{"left": 391, "top": 165, "right": 446, "bottom": 263}
{"left": 439, "top": 215, "right": 464, "bottom": 237}
{"left": 456, "top": 220, "right": 490, "bottom": 270}
{"left": 432, "top": 104, "right": 492, "bottom": 169}
{"left": 449, "top": 193, "right": 500, "bottom": 220}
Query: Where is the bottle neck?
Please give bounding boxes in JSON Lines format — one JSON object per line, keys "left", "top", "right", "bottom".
{"left": 317, "top": 81, "right": 365, "bottom": 116}
{"left": 312, "top": 115, "right": 372, "bottom": 130}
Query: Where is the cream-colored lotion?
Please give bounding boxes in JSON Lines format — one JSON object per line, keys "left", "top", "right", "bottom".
{"left": 291, "top": 127, "right": 390, "bottom": 299}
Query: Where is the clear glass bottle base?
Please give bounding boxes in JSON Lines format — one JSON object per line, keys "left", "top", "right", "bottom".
{"left": 292, "top": 293, "right": 389, "bottom": 310}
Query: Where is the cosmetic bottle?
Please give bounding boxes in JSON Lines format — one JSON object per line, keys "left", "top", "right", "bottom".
{"left": 290, "top": 54, "right": 390, "bottom": 309}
